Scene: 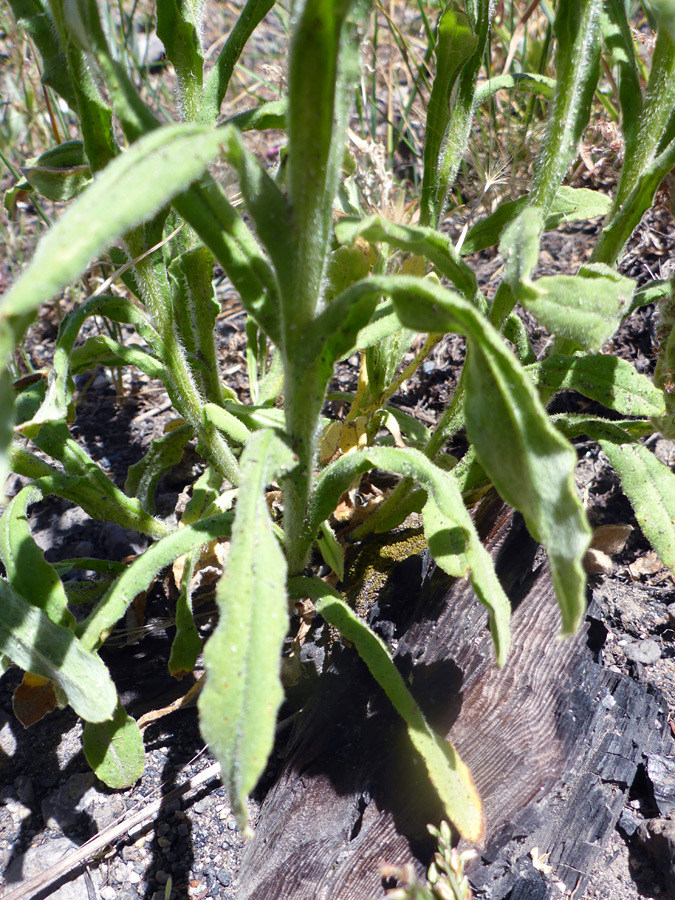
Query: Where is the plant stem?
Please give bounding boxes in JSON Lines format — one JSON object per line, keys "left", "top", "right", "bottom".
{"left": 283, "top": 359, "right": 325, "bottom": 574}
{"left": 592, "top": 28, "right": 675, "bottom": 265}
{"left": 528, "top": 0, "right": 602, "bottom": 215}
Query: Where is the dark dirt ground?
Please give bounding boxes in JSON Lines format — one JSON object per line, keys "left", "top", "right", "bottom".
{"left": 1, "top": 204, "right": 675, "bottom": 900}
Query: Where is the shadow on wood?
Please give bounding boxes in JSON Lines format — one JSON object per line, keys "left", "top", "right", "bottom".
{"left": 238, "top": 494, "right": 671, "bottom": 900}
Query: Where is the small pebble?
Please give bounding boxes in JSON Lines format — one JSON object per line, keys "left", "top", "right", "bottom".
{"left": 217, "top": 868, "right": 232, "bottom": 886}
{"left": 625, "top": 639, "right": 661, "bottom": 665}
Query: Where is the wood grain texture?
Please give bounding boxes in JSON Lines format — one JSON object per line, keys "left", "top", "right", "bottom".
{"left": 238, "top": 496, "right": 672, "bottom": 899}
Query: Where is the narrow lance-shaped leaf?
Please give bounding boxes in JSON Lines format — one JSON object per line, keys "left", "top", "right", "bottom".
{"left": 201, "top": 0, "right": 276, "bottom": 121}
{"left": 0, "top": 124, "right": 232, "bottom": 364}
{"left": 600, "top": 440, "right": 675, "bottom": 571}
{"left": 218, "top": 128, "right": 295, "bottom": 301}
{"left": 291, "top": 578, "right": 484, "bottom": 843}
{"left": 527, "top": 355, "right": 665, "bottom": 418}
{"left": 168, "top": 547, "right": 203, "bottom": 678}
{"left": 0, "top": 370, "right": 14, "bottom": 503}
{"left": 462, "top": 186, "right": 611, "bottom": 256}
{"left": 0, "top": 578, "right": 117, "bottom": 723}
{"left": 21, "top": 140, "right": 93, "bottom": 201}
{"left": 156, "top": 0, "right": 205, "bottom": 122}
{"left": 600, "top": 0, "right": 643, "bottom": 159}
{"left": 285, "top": 0, "right": 366, "bottom": 329}
{"left": 77, "top": 513, "right": 234, "bottom": 650}
{"left": 500, "top": 210, "right": 635, "bottom": 349}
{"left": 125, "top": 425, "right": 192, "bottom": 514}
{"left": 529, "top": 0, "right": 603, "bottom": 213}
{"left": 472, "top": 72, "right": 556, "bottom": 106}
{"left": 172, "top": 178, "right": 283, "bottom": 347}
{"left": 335, "top": 214, "right": 479, "bottom": 304}
{"left": 421, "top": 3, "right": 477, "bottom": 227}
{"left": 7, "top": 0, "right": 77, "bottom": 108}
{"left": 28, "top": 294, "right": 161, "bottom": 427}
{"left": 198, "top": 430, "right": 298, "bottom": 833}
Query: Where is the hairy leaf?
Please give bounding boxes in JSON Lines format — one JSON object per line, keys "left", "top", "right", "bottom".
{"left": 528, "top": 355, "right": 665, "bottom": 417}
{"left": 601, "top": 440, "right": 675, "bottom": 570}
{"left": 462, "top": 187, "right": 610, "bottom": 256}
{"left": 22, "top": 140, "right": 92, "bottom": 201}
{"left": 199, "top": 430, "right": 297, "bottom": 833}
{"left": 83, "top": 702, "right": 145, "bottom": 788}
{"left": 78, "top": 513, "right": 234, "bottom": 650}
{"left": 1, "top": 124, "right": 230, "bottom": 355}
{"left": 522, "top": 264, "right": 635, "bottom": 351}
{"left": 0, "top": 578, "right": 117, "bottom": 723}
{"left": 125, "top": 425, "right": 192, "bottom": 513}
{"left": 353, "top": 273, "right": 590, "bottom": 635}
{"left": 336, "top": 214, "right": 479, "bottom": 302}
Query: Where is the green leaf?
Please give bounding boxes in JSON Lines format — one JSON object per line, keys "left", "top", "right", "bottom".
{"left": 0, "top": 370, "right": 14, "bottom": 502}
{"left": 462, "top": 186, "right": 611, "bottom": 256}
{"left": 168, "top": 548, "right": 202, "bottom": 679}
{"left": 22, "top": 140, "right": 92, "bottom": 201}
{"left": 181, "top": 466, "right": 223, "bottom": 525}
{"left": 23, "top": 421, "right": 171, "bottom": 540}
{"left": 553, "top": 414, "right": 653, "bottom": 442}
{"left": 77, "top": 513, "right": 234, "bottom": 650}
{"left": 203, "top": 403, "right": 252, "bottom": 445}
{"left": 0, "top": 124, "right": 230, "bottom": 360}
{"left": 601, "top": 441, "right": 675, "bottom": 570}
{"left": 29, "top": 294, "right": 161, "bottom": 427}
{"left": 335, "top": 214, "right": 479, "bottom": 303}
{"left": 473, "top": 72, "right": 556, "bottom": 106}
{"left": 7, "top": 0, "right": 77, "bottom": 108}
{"left": 172, "top": 179, "right": 283, "bottom": 347}
{"left": 125, "top": 424, "right": 192, "bottom": 513}
{"left": 527, "top": 355, "right": 666, "bottom": 418}
{"left": 202, "top": 0, "right": 276, "bottom": 121}
{"left": 308, "top": 445, "right": 511, "bottom": 664}
{"left": 421, "top": 3, "right": 477, "bottom": 226}
{"left": 601, "top": 0, "right": 643, "bottom": 157}
{"left": 317, "top": 521, "right": 345, "bottom": 580}
{"left": 522, "top": 264, "right": 635, "bottom": 351}
{"left": 285, "top": 0, "right": 366, "bottom": 329}
{"left": 0, "top": 484, "right": 74, "bottom": 629}
{"left": 294, "top": 580, "right": 484, "bottom": 843}
{"left": 529, "top": 0, "right": 603, "bottom": 212}
{"left": 156, "top": 0, "right": 205, "bottom": 121}
{"left": 500, "top": 206, "right": 544, "bottom": 297}
{"left": 68, "top": 335, "right": 166, "bottom": 380}
{"left": 630, "top": 279, "right": 671, "bottom": 315}
{"left": 0, "top": 577, "right": 117, "bottom": 722}
{"left": 225, "top": 99, "right": 286, "bottom": 133}
{"left": 82, "top": 701, "right": 144, "bottom": 788}
{"left": 198, "top": 430, "right": 297, "bottom": 833}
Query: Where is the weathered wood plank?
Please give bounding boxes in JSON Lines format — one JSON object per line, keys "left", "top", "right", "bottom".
{"left": 238, "top": 497, "right": 672, "bottom": 899}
